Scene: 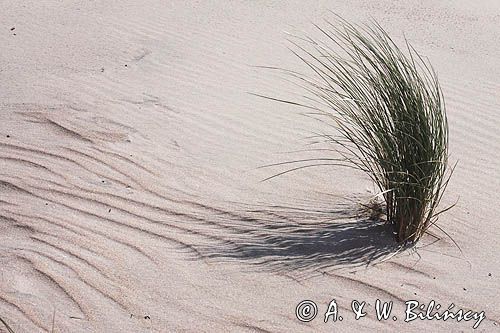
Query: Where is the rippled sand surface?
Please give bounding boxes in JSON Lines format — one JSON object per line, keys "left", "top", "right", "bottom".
{"left": 1, "top": 1, "right": 499, "bottom": 332}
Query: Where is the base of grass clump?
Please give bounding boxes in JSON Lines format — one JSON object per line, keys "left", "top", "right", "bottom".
{"left": 262, "top": 15, "right": 453, "bottom": 244}
{"left": 357, "top": 197, "right": 386, "bottom": 222}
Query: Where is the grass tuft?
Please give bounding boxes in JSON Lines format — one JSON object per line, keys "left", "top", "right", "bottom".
{"left": 264, "top": 16, "right": 454, "bottom": 244}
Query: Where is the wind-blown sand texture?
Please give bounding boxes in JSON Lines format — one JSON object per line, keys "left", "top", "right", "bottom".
{"left": 1, "top": 1, "right": 499, "bottom": 332}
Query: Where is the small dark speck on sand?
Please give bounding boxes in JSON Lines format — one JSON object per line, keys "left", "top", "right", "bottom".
{"left": 463, "top": 288, "right": 467, "bottom": 291}
{"left": 124, "top": 64, "right": 128, "bottom": 67}
{"left": 6, "top": 135, "right": 10, "bottom": 138}
{"left": 488, "top": 273, "right": 492, "bottom": 277}
{"left": 414, "top": 292, "right": 417, "bottom": 295}
{"left": 10, "top": 27, "right": 15, "bottom": 31}
{"left": 433, "top": 277, "right": 436, "bottom": 279}
{"left": 108, "top": 209, "right": 111, "bottom": 213}
{"left": 100, "top": 67, "right": 104, "bottom": 72}
{"left": 144, "top": 316, "right": 150, "bottom": 320}
{"left": 101, "top": 180, "right": 105, "bottom": 183}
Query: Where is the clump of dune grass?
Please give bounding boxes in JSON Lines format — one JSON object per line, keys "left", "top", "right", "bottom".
{"left": 261, "top": 16, "right": 454, "bottom": 244}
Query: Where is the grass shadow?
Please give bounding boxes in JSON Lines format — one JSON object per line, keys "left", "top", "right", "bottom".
{"left": 201, "top": 199, "right": 399, "bottom": 278}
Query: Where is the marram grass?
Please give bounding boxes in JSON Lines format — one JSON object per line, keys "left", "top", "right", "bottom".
{"left": 263, "top": 17, "right": 454, "bottom": 244}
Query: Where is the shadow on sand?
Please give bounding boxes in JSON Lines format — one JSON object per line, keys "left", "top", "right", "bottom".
{"left": 200, "top": 199, "right": 399, "bottom": 278}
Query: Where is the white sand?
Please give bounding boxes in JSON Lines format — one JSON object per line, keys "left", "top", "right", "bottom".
{"left": 1, "top": 1, "right": 499, "bottom": 332}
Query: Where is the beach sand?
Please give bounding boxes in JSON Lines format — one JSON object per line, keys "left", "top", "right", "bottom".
{"left": 0, "top": 1, "right": 499, "bottom": 332}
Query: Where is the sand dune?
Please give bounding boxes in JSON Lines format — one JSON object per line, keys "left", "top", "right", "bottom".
{"left": 1, "top": 1, "right": 499, "bottom": 332}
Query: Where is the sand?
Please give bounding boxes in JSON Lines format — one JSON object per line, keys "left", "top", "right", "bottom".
{"left": 1, "top": 1, "right": 499, "bottom": 332}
